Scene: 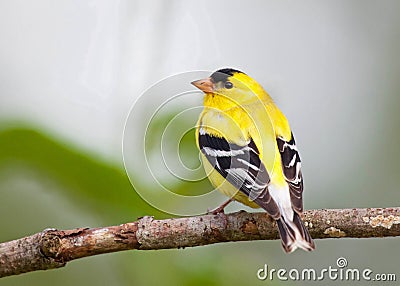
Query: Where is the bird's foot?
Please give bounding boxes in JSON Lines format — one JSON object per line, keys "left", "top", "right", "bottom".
{"left": 207, "top": 198, "right": 233, "bottom": 215}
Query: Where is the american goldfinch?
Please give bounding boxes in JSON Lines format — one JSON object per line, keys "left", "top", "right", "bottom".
{"left": 191, "top": 68, "right": 315, "bottom": 253}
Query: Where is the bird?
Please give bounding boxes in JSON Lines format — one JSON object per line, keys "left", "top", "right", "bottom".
{"left": 191, "top": 68, "right": 315, "bottom": 253}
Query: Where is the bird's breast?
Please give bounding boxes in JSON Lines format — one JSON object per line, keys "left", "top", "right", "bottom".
{"left": 198, "top": 107, "right": 251, "bottom": 146}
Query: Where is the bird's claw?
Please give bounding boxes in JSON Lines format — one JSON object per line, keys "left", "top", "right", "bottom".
{"left": 206, "top": 198, "right": 233, "bottom": 215}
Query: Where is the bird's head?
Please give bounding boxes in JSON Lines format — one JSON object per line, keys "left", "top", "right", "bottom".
{"left": 191, "top": 68, "right": 267, "bottom": 105}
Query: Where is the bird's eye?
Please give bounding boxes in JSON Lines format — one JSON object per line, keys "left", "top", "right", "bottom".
{"left": 224, "top": 81, "right": 233, "bottom": 89}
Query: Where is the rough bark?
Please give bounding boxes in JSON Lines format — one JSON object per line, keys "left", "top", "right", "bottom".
{"left": 1, "top": 207, "right": 399, "bottom": 278}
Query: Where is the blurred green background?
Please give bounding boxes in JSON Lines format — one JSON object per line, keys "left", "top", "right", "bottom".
{"left": 1, "top": 1, "right": 400, "bottom": 285}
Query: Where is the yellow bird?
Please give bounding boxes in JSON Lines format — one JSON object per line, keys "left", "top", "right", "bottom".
{"left": 192, "top": 68, "right": 315, "bottom": 253}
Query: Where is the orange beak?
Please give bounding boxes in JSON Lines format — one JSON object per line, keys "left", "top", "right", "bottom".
{"left": 191, "top": 77, "right": 215, "bottom": 93}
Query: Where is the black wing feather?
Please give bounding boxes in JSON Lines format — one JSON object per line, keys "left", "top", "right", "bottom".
{"left": 198, "top": 133, "right": 280, "bottom": 219}
{"left": 276, "top": 132, "right": 304, "bottom": 213}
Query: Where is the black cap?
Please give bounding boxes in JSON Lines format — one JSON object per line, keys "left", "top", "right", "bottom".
{"left": 210, "top": 68, "right": 244, "bottom": 83}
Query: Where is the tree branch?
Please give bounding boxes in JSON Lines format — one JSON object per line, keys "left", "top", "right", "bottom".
{"left": 1, "top": 207, "right": 400, "bottom": 278}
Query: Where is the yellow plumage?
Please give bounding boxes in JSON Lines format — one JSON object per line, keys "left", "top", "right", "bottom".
{"left": 192, "top": 68, "right": 315, "bottom": 253}
{"left": 196, "top": 71, "right": 290, "bottom": 195}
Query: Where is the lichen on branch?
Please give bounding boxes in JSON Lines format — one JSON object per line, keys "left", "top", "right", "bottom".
{"left": 1, "top": 207, "right": 399, "bottom": 278}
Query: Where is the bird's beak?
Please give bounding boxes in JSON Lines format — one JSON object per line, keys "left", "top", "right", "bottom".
{"left": 191, "top": 77, "right": 215, "bottom": 93}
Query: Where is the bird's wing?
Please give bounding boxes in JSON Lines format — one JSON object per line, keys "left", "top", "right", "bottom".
{"left": 198, "top": 131, "right": 280, "bottom": 219}
{"left": 276, "top": 133, "right": 304, "bottom": 213}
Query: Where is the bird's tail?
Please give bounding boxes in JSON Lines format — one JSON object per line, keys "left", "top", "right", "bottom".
{"left": 276, "top": 212, "right": 315, "bottom": 253}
